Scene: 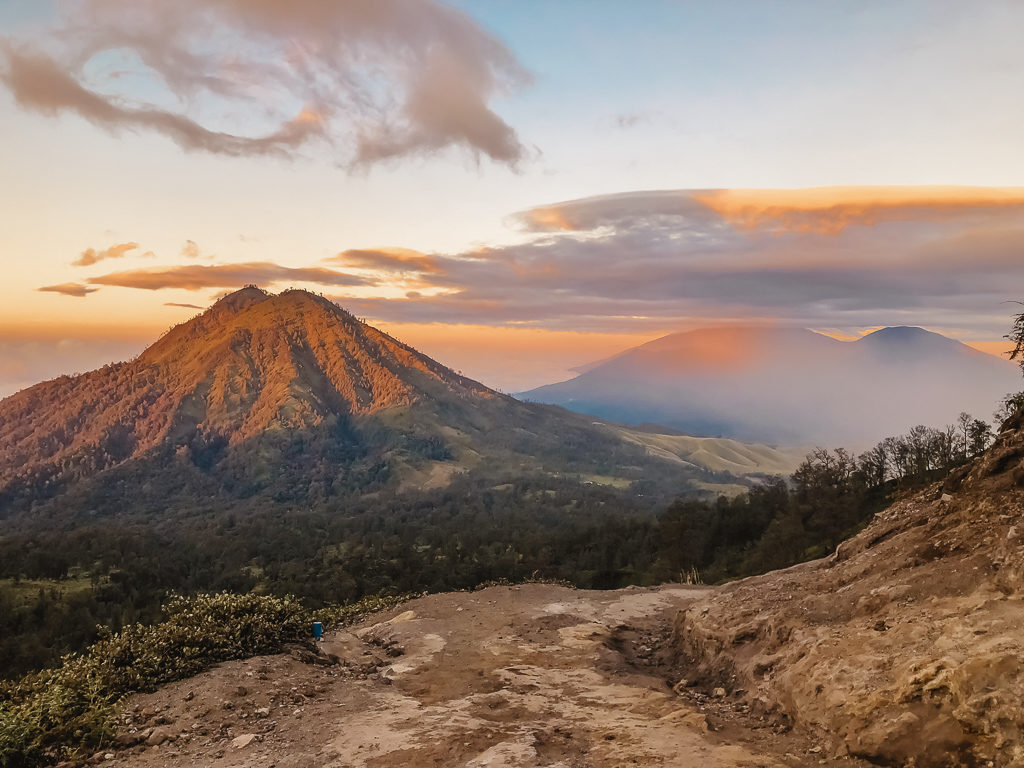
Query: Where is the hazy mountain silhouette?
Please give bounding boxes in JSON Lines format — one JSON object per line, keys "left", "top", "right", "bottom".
{"left": 520, "top": 326, "right": 1022, "bottom": 446}
{"left": 0, "top": 289, "right": 794, "bottom": 515}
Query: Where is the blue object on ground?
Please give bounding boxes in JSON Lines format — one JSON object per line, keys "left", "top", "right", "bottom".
{"left": 312, "top": 621, "right": 323, "bottom": 640}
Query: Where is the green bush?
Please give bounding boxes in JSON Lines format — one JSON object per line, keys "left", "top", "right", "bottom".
{"left": 0, "top": 591, "right": 407, "bottom": 767}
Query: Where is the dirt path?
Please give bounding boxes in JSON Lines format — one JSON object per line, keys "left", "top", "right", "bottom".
{"left": 97, "top": 584, "right": 855, "bottom": 768}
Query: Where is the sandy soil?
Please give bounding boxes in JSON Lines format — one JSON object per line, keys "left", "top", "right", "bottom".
{"left": 87, "top": 584, "right": 863, "bottom": 768}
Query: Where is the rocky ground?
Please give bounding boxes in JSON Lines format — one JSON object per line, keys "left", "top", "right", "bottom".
{"left": 673, "top": 415, "right": 1024, "bottom": 767}
{"left": 80, "top": 584, "right": 867, "bottom": 768}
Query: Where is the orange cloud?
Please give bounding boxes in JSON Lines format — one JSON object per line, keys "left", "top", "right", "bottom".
{"left": 72, "top": 241, "right": 139, "bottom": 266}
{"left": 517, "top": 206, "right": 575, "bottom": 232}
{"left": 692, "top": 186, "right": 1024, "bottom": 236}
{"left": 37, "top": 282, "right": 99, "bottom": 297}
{"left": 330, "top": 247, "right": 443, "bottom": 274}
{"left": 88, "top": 262, "right": 372, "bottom": 291}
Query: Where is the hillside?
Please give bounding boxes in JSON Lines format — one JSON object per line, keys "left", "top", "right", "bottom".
{"left": 521, "top": 326, "right": 1020, "bottom": 446}
{"left": 0, "top": 288, "right": 794, "bottom": 517}
{"left": 670, "top": 409, "right": 1024, "bottom": 766}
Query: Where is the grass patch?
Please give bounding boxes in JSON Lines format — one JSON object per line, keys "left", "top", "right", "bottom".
{"left": 580, "top": 474, "right": 633, "bottom": 489}
{"left": 0, "top": 579, "right": 94, "bottom": 609}
{"left": 0, "top": 591, "right": 408, "bottom": 768}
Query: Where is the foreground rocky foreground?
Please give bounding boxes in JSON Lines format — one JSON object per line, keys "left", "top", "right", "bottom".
{"left": 675, "top": 414, "right": 1024, "bottom": 767}
{"left": 94, "top": 584, "right": 861, "bottom": 768}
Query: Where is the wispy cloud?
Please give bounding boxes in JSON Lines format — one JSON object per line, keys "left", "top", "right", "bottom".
{"left": 72, "top": 241, "right": 139, "bottom": 267}
{"left": 38, "top": 282, "right": 99, "bottom": 297}
{"left": 88, "top": 262, "right": 372, "bottom": 291}
{"left": 0, "top": 0, "right": 530, "bottom": 168}
{"left": 328, "top": 248, "right": 442, "bottom": 274}
{"left": 164, "top": 301, "right": 204, "bottom": 309}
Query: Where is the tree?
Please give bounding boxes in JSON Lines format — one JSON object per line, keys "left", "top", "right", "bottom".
{"left": 956, "top": 412, "right": 972, "bottom": 463}
{"left": 858, "top": 443, "right": 889, "bottom": 487}
{"left": 1006, "top": 304, "right": 1024, "bottom": 369}
{"left": 968, "top": 419, "right": 993, "bottom": 457}
{"left": 994, "top": 392, "right": 1024, "bottom": 427}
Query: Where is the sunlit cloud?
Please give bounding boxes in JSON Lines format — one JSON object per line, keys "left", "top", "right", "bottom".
{"left": 88, "top": 262, "right": 372, "bottom": 291}
{"left": 0, "top": 0, "right": 530, "bottom": 168}
{"left": 72, "top": 241, "right": 139, "bottom": 267}
{"left": 164, "top": 301, "right": 204, "bottom": 310}
{"left": 49, "top": 187, "right": 1024, "bottom": 345}
{"left": 328, "top": 247, "right": 443, "bottom": 274}
{"left": 691, "top": 186, "right": 1024, "bottom": 236}
{"left": 37, "top": 282, "right": 99, "bottom": 297}
{"left": 332, "top": 187, "right": 1024, "bottom": 336}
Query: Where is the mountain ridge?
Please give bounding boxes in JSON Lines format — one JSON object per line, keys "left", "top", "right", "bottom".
{"left": 0, "top": 287, "right": 494, "bottom": 498}
{"left": 521, "top": 324, "right": 1020, "bottom": 445}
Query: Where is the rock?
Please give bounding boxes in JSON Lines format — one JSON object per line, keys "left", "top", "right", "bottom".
{"left": 355, "top": 610, "right": 417, "bottom": 638}
{"left": 113, "top": 731, "right": 144, "bottom": 748}
{"left": 231, "top": 733, "right": 257, "bottom": 749}
{"left": 146, "top": 727, "right": 172, "bottom": 746}
{"left": 182, "top": 690, "right": 194, "bottom": 702}
{"left": 285, "top": 642, "right": 338, "bottom": 666}
{"left": 712, "top": 687, "right": 727, "bottom": 698}
{"left": 659, "top": 710, "right": 709, "bottom": 732}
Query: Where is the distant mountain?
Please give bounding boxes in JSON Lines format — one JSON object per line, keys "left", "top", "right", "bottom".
{"left": 520, "top": 326, "right": 1022, "bottom": 446}
{"left": 0, "top": 289, "right": 795, "bottom": 517}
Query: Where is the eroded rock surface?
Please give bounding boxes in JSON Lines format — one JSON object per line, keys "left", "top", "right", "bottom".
{"left": 674, "top": 413, "right": 1024, "bottom": 767}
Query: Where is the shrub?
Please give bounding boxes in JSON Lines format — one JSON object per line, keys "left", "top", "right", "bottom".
{"left": 0, "top": 591, "right": 407, "bottom": 767}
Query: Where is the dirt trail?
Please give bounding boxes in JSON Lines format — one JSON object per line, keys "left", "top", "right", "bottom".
{"left": 98, "top": 584, "right": 857, "bottom": 768}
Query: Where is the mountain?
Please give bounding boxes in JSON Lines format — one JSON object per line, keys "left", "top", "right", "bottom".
{"left": 671, "top": 408, "right": 1024, "bottom": 767}
{"left": 520, "top": 326, "right": 1022, "bottom": 446}
{"left": 0, "top": 289, "right": 794, "bottom": 517}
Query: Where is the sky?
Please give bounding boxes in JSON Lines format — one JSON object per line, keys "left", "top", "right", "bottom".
{"left": 2, "top": 0, "right": 1024, "bottom": 396}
